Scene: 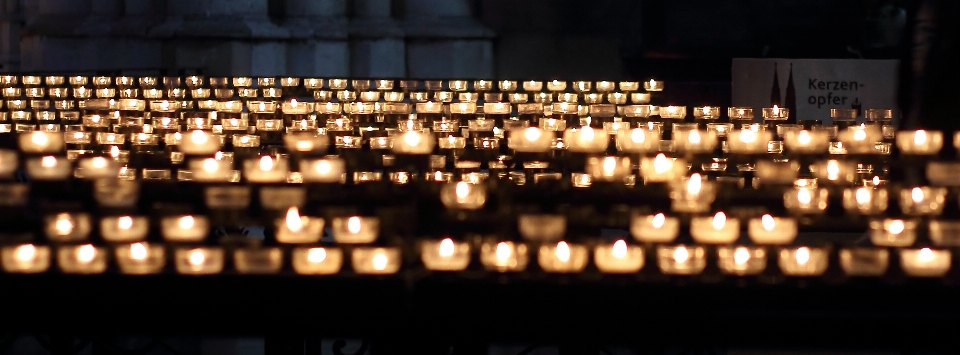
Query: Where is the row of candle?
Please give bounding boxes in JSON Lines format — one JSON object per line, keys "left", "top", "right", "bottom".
{"left": 0, "top": 241, "right": 951, "bottom": 278}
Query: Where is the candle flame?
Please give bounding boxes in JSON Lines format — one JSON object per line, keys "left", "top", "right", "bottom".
{"left": 455, "top": 181, "right": 471, "bottom": 199}
{"left": 296, "top": 139, "right": 313, "bottom": 151}
{"left": 403, "top": 131, "right": 421, "bottom": 147}
{"left": 190, "top": 130, "right": 208, "bottom": 144}
{"left": 55, "top": 214, "right": 73, "bottom": 235}
{"left": 911, "top": 187, "right": 924, "bottom": 203}
{"left": 761, "top": 214, "right": 776, "bottom": 231}
{"left": 733, "top": 247, "right": 750, "bottom": 265}
{"left": 372, "top": 252, "right": 388, "bottom": 271}
{"left": 316, "top": 160, "right": 332, "bottom": 174}
{"left": 688, "top": 129, "right": 701, "bottom": 144}
{"left": 887, "top": 220, "right": 905, "bottom": 235}
{"left": 649, "top": 79, "right": 656, "bottom": 88}
{"left": 73, "top": 131, "right": 85, "bottom": 140}
{"left": 673, "top": 246, "right": 689, "bottom": 263}
{"left": 285, "top": 207, "right": 303, "bottom": 232}
{"left": 797, "top": 188, "right": 812, "bottom": 204}
{"left": 918, "top": 247, "right": 935, "bottom": 263}
{"left": 826, "top": 160, "right": 840, "bottom": 181}
{"left": 77, "top": 244, "right": 95, "bottom": 263}
{"left": 853, "top": 127, "right": 867, "bottom": 141}
{"left": 555, "top": 241, "right": 571, "bottom": 262}
{"left": 580, "top": 126, "right": 595, "bottom": 142}
{"left": 739, "top": 129, "right": 756, "bottom": 143}
{"left": 291, "top": 98, "right": 298, "bottom": 108}
{"left": 117, "top": 216, "right": 133, "bottom": 230}
{"left": 347, "top": 216, "right": 362, "bottom": 234}
{"left": 307, "top": 248, "right": 327, "bottom": 263}
{"left": 652, "top": 213, "right": 666, "bottom": 228}
{"left": 795, "top": 247, "right": 810, "bottom": 264}
{"left": 702, "top": 106, "right": 711, "bottom": 115}
{"left": 712, "top": 211, "right": 726, "bottom": 230}
{"left": 496, "top": 242, "right": 512, "bottom": 263}
{"left": 41, "top": 156, "right": 57, "bottom": 168}
{"left": 653, "top": 153, "right": 672, "bottom": 174}
{"left": 602, "top": 156, "right": 618, "bottom": 176}
{"left": 797, "top": 130, "right": 811, "bottom": 145}
{"left": 772, "top": 105, "right": 780, "bottom": 116}
{"left": 202, "top": 158, "right": 219, "bottom": 172}
{"left": 258, "top": 102, "right": 266, "bottom": 112}
{"left": 873, "top": 176, "right": 881, "bottom": 186}
{"left": 439, "top": 238, "right": 455, "bottom": 257}
{"left": 31, "top": 131, "right": 48, "bottom": 146}
{"left": 259, "top": 155, "right": 274, "bottom": 171}
{"left": 110, "top": 146, "right": 120, "bottom": 159}
{"left": 686, "top": 173, "right": 702, "bottom": 194}
{"left": 16, "top": 244, "right": 35, "bottom": 262}
{"left": 91, "top": 157, "right": 107, "bottom": 169}
{"left": 914, "top": 130, "right": 927, "bottom": 145}
{"left": 178, "top": 216, "right": 194, "bottom": 229}
{"left": 130, "top": 243, "right": 147, "bottom": 261}
{"left": 630, "top": 128, "right": 646, "bottom": 143}
{"left": 188, "top": 249, "right": 205, "bottom": 266}
{"left": 855, "top": 188, "right": 872, "bottom": 204}
{"left": 611, "top": 239, "right": 628, "bottom": 259}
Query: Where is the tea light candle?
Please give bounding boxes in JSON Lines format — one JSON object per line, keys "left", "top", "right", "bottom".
{"left": 812, "top": 159, "right": 856, "bottom": 183}
{"left": 783, "top": 130, "right": 829, "bottom": 153}
{"left": 727, "top": 107, "right": 754, "bottom": 121}
{"left": 352, "top": 247, "right": 401, "bottom": 275}
{"left": 673, "top": 129, "right": 717, "bottom": 153}
{"left": 421, "top": 238, "right": 470, "bottom": 271}
{"left": 391, "top": 131, "right": 435, "bottom": 155}
{"left": 115, "top": 242, "right": 165, "bottom": 275}
{"left": 100, "top": 215, "right": 148, "bottom": 242}
{"left": 657, "top": 245, "right": 705, "bottom": 275}
{"left": 839, "top": 248, "right": 889, "bottom": 277}
{"left": 300, "top": 157, "right": 345, "bottom": 183}
{"left": 19, "top": 131, "right": 64, "bottom": 153}
{"left": 717, "top": 246, "right": 767, "bottom": 276}
{"left": 509, "top": 127, "right": 554, "bottom": 152}
{"left": 233, "top": 247, "right": 282, "bottom": 274}
{"left": 480, "top": 241, "right": 529, "bottom": 272}
{"left": 44, "top": 213, "right": 91, "bottom": 242}
{"left": 440, "top": 181, "right": 487, "bottom": 210}
{"left": 538, "top": 241, "right": 588, "bottom": 273}
{"left": 593, "top": 240, "right": 643, "bottom": 273}
{"left": 615, "top": 128, "right": 660, "bottom": 152}
{"left": 1, "top": 244, "right": 50, "bottom": 273}
{"left": 161, "top": 215, "right": 209, "bottom": 242}
{"left": 640, "top": 153, "right": 687, "bottom": 183}
{"left": 630, "top": 93, "right": 652, "bottom": 104}
{"left": 244, "top": 155, "right": 289, "bottom": 183}
{"left": 779, "top": 246, "right": 828, "bottom": 276}
{"left": 57, "top": 244, "right": 107, "bottom": 274}
{"left": 179, "top": 130, "right": 220, "bottom": 155}
{"left": 784, "top": 187, "right": 828, "bottom": 214}
{"left": 900, "top": 248, "right": 950, "bottom": 277}
{"left": 669, "top": 173, "right": 716, "bottom": 213}
{"left": 77, "top": 156, "right": 119, "bottom": 179}
{"left": 728, "top": 128, "right": 772, "bottom": 154}
{"left": 175, "top": 247, "right": 224, "bottom": 275}
{"left": 930, "top": 220, "right": 960, "bottom": 247}
{"left": 755, "top": 160, "right": 799, "bottom": 185}
{"left": 838, "top": 124, "right": 881, "bottom": 154}
{"left": 900, "top": 186, "right": 946, "bottom": 216}
{"left": 583, "top": 156, "right": 631, "bottom": 182}
{"left": 631, "top": 212, "right": 679, "bottom": 243}
{"left": 330, "top": 216, "right": 379, "bottom": 244}
{"left": 275, "top": 207, "right": 324, "bottom": 244}
{"left": 644, "top": 79, "right": 663, "bottom": 92}
{"left": 26, "top": 155, "right": 71, "bottom": 180}
{"left": 660, "top": 106, "right": 685, "bottom": 119}
{"left": 761, "top": 106, "right": 789, "bottom": 120}
{"left": 842, "top": 187, "right": 888, "bottom": 215}
{"left": 747, "top": 214, "right": 797, "bottom": 245}
{"left": 292, "top": 247, "right": 343, "bottom": 275}
{"left": 896, "top": 130, "right": 943, "bottom": 155}
{"left": 693, "top": 106, "right": 721, "bottom": 120}
{"left": 691, "top": 211, "right": 739, "bottom": 244}
{"left": 869, "top": 219, "right": 917, "bottom": 247}
{"left": 190, "top": 158, "right": 233, "bottom": 182}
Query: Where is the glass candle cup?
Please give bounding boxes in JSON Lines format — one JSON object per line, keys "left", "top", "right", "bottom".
{"left": 900, "top": 248, "right": 950, "bottom": 277}
{"left": 657, "top": 245, "right": 706, "bottom": 275}
{"left": 717, "top": 246, "right": 767, "bottom": 276}
{"left": 480, "top": 241, "right": 529, "bottom": 272}
{"left": 174, "top": 247, "right": 225, "bottom": 275}
{"left": 594, "top": 240, "right": 644, "bottom": 273}
{"left": 2, "top": 244, "right": 51, "bottom": 273}
{"left": 352, "top": 247, "right": 402, "bottom": 275}
{"left": 842, "top": 187, "right": 888, "bottom": 215}
{"left": 57, "top": 244, "right": 107, "bottom": 274}
{"left": 778, "top": 246, "right": 828, "bottom": 276}
{"left": 421, "top": 238, "right": 470, "bottom": 271}
{"left": 115, "top": 242, "right": 165, "bottom": 275}
{"left": 538, "top": 241, "right": 589, "bottom": 273}
{"left": 869, "top": 219, "right": 917, "bottom": 247}
{"left": 690, "top": 212, "right": 739, "bottom": 244}
{"left": 330, "top": 216, "right": 379, "bottom": 244}
{"left": 839, "top": 248, "right": 889, "bottom": 277}
{"left": 747, "top": 214, "right": 797, "bottom": 245}
{"left": 291, "top": 247, "right": 344, "bottom": 275}
{"left": 631, "top": 213, "right": 680, "bottom": 243}
{"left": 899, "top": 186, "right": 946, "bottom": 216}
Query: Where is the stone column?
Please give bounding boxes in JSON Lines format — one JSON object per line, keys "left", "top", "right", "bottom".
{"left": 283, "top": 0, "right": 349, "bottom": 77}
{"left": 403, "top": 0, "right": 494, "bottom": 79}
{"left": 349, "top": 0, "right": 405, "bottom": 78}
{"left": 149, "top": 0, "right": 290, "bottom": 76}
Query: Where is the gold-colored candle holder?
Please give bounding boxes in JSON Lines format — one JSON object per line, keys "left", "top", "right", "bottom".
{"left": 631, "top": 212, "right": 680, "bottom": 243}
{"left": 291, "top": 247, "right": 343, "bottom": 275}
{"left": 538, "top": 241, "right": 589, "bottom": 273}
{"left": 175, "top": 247, "right": 224, "bottom": 275}
{"left": 330, "top": 216, "right": 379, "bottom": 244}
{"left": 115, "top": 242, "right": 165, "bottom": 275}
{"left": 839, "top": 248, "right": 889, "bottom": 277}
{"left": 869, "top": 219, "right": 917, "bottom": 247}
{"left": 657, "top": 245, "right": 706, "bottom": 275}
{"left": 778, "top": 246, "right": 828, "bottom": 276}
{"left": 421, "top": 238, "right": 470, "bottom": 272}
{"left": 57, "top": 244, "right": 107, "bottom": 274}
{"left": 2, "top": 244, "right": 50, "bottom": 273}
{"left": 480, "top": 241, "right": 529, "bottom": 272}
{"left": 690, "top": 212, "right": 739, "bottom": 244}
{"left": 352, "top": 247, "right": 401, "bottom": 275}
{"left": 594, "top": 239, "right": 643, "bottom": 273}
{"left": 900, "top": 248, "right": 950, "bottom": 277}
{"left": 747, "top": 214, "right": 797, "bottom": 245}
{"left": 717, "top": 246, "right": 767, "bottom": 276}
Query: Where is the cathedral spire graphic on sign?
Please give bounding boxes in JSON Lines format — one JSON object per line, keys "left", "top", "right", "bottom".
{"left": 770, "top": 62, "right": 782, "bottom": 108}
{"left": 784, "top": 63, "right": 797, "bottom": 123}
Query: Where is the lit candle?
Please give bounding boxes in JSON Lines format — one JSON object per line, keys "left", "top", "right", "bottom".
{"left": 670, "top": 173, "right": 716, "bottom": 213}
{"left": 586, "top": 156, "right": 631, "bottom": 182}
{"left": 717, "top": 246, "right": 767, "bottom": 275}
{"left": 244, "top": 155, "right": 289, "bottom": 183}
{"left": 842, "top": 187, "right": 888, "bottom": 215}
{"left": 190, "top": 157, "right": 233, "bottom": 182}
{"left": 480, "top": 241, "right": 529, "bottom": 272}
{"left": 44, "top": 213, "right": 91, "bottom": 242}
{"left": 747, "top": 214, "right": 797, "bottom": 245}
{"left": 631, "top": 212, "right": 679, "bottom": 243}
{"left": 300, "top": 158, "right": 345, "bottom": 183}
{"left": 19, "top": 131, "right": 64, "bottom": 153}
{"left": 656, "top": 245, "right": 705, "bottom": 275}
{"left": 660, "top": 106, "right": 685, "bottom": 119}
{"left": 784, "top": 187, "right": 828, "bottom": 214}
{"left": 100, "top": 215, "right": 149, "bottom": 242}
{"left": 275, "top": 207, "right": 323, "bottom": 244}
{"left": 778, "top": 246, "right": 828, "bottom": 276}
{"left": 291, "top": 247, "right": 344, "bottom": 275}
{"left": 640, "top": 153, "right": 686, "bottom": 182}
{"left": 26, "top": 155, "right": 71, "bottom": 180}
{"left": 644, "top": 79, "right": 663, "bottom": 92}
{"left": 900, "top": 248, "right": 951, "bottom": 277}
{"left": 352, "top": 247, "right": 401, "bottom": 275}
{"left": 161, "top": 215, "right": 209, "bottom": 242}
{"left": 538, "top": 241, "right": 588, "bottom": 273}
{"left": 869, "top": 219, "right": 916, "bottom": 247}
{"left": 1, "top": 244, "right": 50, "bottom": 273}
{"left": 673, "top": 129, "right": 717, "bottom": 153}
{"left": 115, "top": 242, "right": 165, "bottom": 275}
{"left": 563, "top": 126, "right": 609, "bottom": 153}
{"left": 421, "top": 238, "right": 470, "bottom": 271}
{"left": 691, "top": 211, "right": 739, "bottom": 244}
{"left": 77, "top": 156, "right": 119, "bottom": 179}
{"left": 330, "top": 216, "right": 379, "bottom": 244}
{"left": 896, "top": 129, "right": 942, "bottom": 155}
{"left": 594, "top": 239, "right": 644, "bottom": 273}
{"left": 728, "top": 128, "right": 772, "bottom": 154}
{"left": 900, "top": 186, "right": 946, "bottom": 216}
{"left": 440, "top": 181, "right": 487, "bottom": 210}
{"left": 509, "top": 127, "right": 554, "bottom": 152}
{"left": 57, "top": 244, "right": 107, "bottom": 274}
{"left": 762, "top": 105, "right": 789, "bottom": 120}
{"left": 179, "top": 130, "right": 221, "bottom": 155}
{"left": 784, "top": 130, "right": 829, "bottom": 153}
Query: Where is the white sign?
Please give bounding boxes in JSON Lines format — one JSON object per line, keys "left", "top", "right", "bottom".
{"left": 731, "top": 58, "right": 899, "bottom": 124}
